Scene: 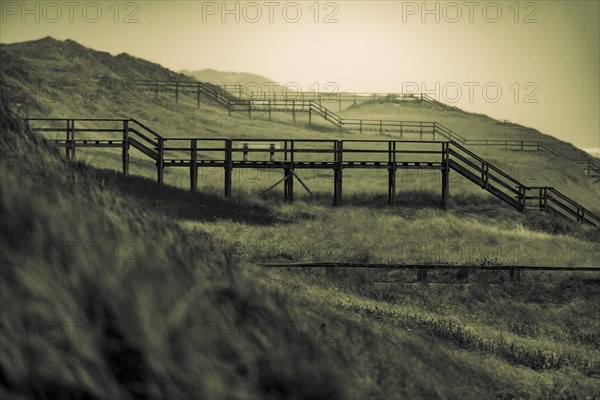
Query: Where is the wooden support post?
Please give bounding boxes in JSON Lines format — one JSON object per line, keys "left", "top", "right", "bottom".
{"left": 359, "top": 120, "right": 363, "bottom": 134}
{"left": 284, "top": 168, "right": 294, "bottom": 202}
{"left": 122, "top": 120, "right": 129, "bottom": 176}
{"left": 308, "top": 107, "right": 312, "bottom": 125}
{"left": 224, "top": 139, "right": 232, "bottom": 198}
{"left": 543, "top": 187, "right": 548, "bottom": 211}
{"left": 155, "top": 80, "right": 158, "bottom": 98}
{"left": 175, "top": 81, "right": 179, "bottom": 104}
{"left": 243, "top": 143, "right": 248, "bottom": 162}
{"left": 292, "top": 100, "right": 296, "bottom": 123}
{"left": 284, "top": 141, "right": 295, "bottom": 202}
{"left": 441, "top": 142, "right": 450, "bottom": 208}
{"left": 268, "top": 100, "right": 272, "bottom": 120}
{"left": 190, "top": 139, "right": 198, "bottom": 192}
{"left": 388, "top": 141, "right": 396, "bottom": 206}
{"left": 418, "top": 268, "right": 428, "bottom": 284}
{"left": 270, "top": 144, "right": 275, "bottom": 162}
{"left": 338, "top": 94, "right": 341, "bottom": 112}
{"left": 333, "top": 141, "right": 343, "bottom": 206}
{"left": 70, "top": 119, "right": 76, "bottom": 160}
{"left": 65, "top": 119, "right": 71, "bottom": 159}
{"left": 157, "top": 138, "right": 164, "bottom": 185}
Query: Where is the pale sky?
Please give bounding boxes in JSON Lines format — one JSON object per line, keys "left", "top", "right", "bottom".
{"left": 1, "top": 0, "right": 599, "bottom": 151}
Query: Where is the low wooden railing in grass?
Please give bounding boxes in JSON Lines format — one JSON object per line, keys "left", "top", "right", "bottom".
{"left": 262, "top": 262, "right": 600, "bottom": 283}
{"left": 24, "top": 117, "right": 600, "bottom": 227}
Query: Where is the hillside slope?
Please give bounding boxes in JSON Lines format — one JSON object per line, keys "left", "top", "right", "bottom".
{"left": 2, "top": 39, "right": 600, "bottom": 399}
{"left": 180, "top": 68, "right": 274, "bottom": 86}
{"left": 2, "top": 99, "right": 600, "bottom": 399}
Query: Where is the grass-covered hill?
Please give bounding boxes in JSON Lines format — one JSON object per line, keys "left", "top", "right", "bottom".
{"left": 2, "top": 38, "right": 600, "bottom": 399}
{"left": 3, "top": 86, "right": 600, "bottom": 400}
{"left": 180, "top": 68, "right": 275, "bottom": 86}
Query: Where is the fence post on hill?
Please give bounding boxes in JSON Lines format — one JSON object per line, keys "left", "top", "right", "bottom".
{"left": 388, "top": 141, "right": 397, "bottom": 205}
{"left": 122, "top": 120, "right": 129, "bottom": 176}
{"left": 224, "top": 139, "right": 232, "bottom": 198}
{"left": 157, "top": 138, "right": 164, "bottom": 185}
{"left": 308, "top": 106, "right": 312, "bottom": 125}
{"left": 333, "top": 141, "right": 343, "bottom": 206}
{"left": 196, "top": 83, "right": 201, "bottom": 108}
{"left": 441, "top": 142, "right": 450, "bottom": 208}
{"left": 175, "top": 81, "right": 179, "bottom": 104}
{"left": 190, "top": 139, "right": 198, "bottom": 192}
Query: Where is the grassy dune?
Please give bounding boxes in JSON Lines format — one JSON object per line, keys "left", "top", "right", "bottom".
{"left": 3, "top": 104, "right": 600, "bottom": 399}
{"left": 2, "top": 38, "right": 600, "bottom": 399}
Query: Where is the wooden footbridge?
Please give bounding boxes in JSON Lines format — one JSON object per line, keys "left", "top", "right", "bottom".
{"left": 25, "top": 117, "right": 600, "bottom": 227}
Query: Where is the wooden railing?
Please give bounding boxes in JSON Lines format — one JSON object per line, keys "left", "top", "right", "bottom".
{"left": 23, "top": 117, "right": 600, "bottom": 227}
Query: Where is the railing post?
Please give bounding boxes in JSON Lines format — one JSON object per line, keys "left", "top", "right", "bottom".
{"left": 175, "top": 81, "right": 179, "bottom": 104}
{"left": 190, "top": 139, "right": 198, "bottom": 192}
{"left": 292, "top": 100, "right": 296, "bottom": 123}
{"left": 442, "top": 142, "right": 450, "bottom": 208}
{"left": 70, "top": 119, "right": 76, "bottom": 160}
{"left": 65, "top": 119, "right": 71, "bottom": 159}
{"left": 224, "top": 139, "right": 232, "bottom": 198}
{"left": 270, "top": 143, "right": 275, "bottom": 162}
{"left": 388, "top": 141, "right": 396, "bottom": 206}
{"left": 543, "top": 187, "right": 548, "bottom": 211}
{"left": 519, "top": 187, "right": 526, "bottom": 212}
{"left": 284, "top": 141, "right": 294, "bottom": 202}
{"left": 122, "top": 120, "right": 129, "bottom": 176}
{"left": 379, "top": 120, "right": 383, "bottom": 135}
{"left": 308, "top": 106, "right": 312, "bottom": 125}
{"left": 418, "top": 268, "right": 428, "bottom": 284}
{"left": 333, "top": 141, "right": 343, "bottom": 206}
{"left": 359, "top": 120, "right": 363, "bottom": 134}
{"left": 243, "top": 143, "right": 248, "bottom": 162}
{"left": 157, "top": 138, "right": 164, "bottom": 185}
